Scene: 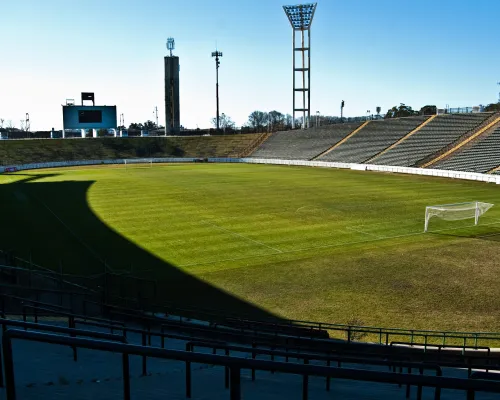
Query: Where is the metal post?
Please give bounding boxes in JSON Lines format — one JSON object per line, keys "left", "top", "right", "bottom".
{"left": 212, "top": 50, "right": 223, "bottom": 131}
{"left": 216, "top": 62, "right": 219, "bottom": 130}
{"left": 292, "top": 30, "right": 296, "bottom": 129}
{"left": 142, "top": 332, "right": 147, "bottom": 376}
{"left": 2, "top": 335, "right": 16, "bottom": 400}
{"left": 185, "top": 343, "right": 192, "bottom": 398}
{"left": 303, "top": 358, "right": 309, "bottom": 400}
{"left": 307, "top": 27, "right": 311, "bottom": 129}
{"left": 301, "top": 28, "right": 306, "bottom": 129}
{"left": 229, "top": 367, "right": 241, "bottom": 400}
{"left": 122, "top": 353, "right": 131, "bottom": 400}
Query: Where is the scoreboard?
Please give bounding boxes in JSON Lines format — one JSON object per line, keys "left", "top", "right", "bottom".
{"left": 63, "top": 105, "right": 117, "bottom": 130}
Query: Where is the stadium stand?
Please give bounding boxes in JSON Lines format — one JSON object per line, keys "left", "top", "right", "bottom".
{"left": 0, "top": 134, "right": 265, "bottom": 166}
{"left": 369, "top": 113, "right": 493, "bottom": 167}
{"left": 1, "top": 249, "right": 500, "bottom": 400}
{"left": 1, "top": 285, "right": 500, "bottom": 400}
{"left": 317, "top": 116, "right": 429, "bottom": 163}
{"left": 250, "top": 123, "right": 363, "bottom": 160}
{"left": 432, "top": 124, "right": 500, "bottom": 173}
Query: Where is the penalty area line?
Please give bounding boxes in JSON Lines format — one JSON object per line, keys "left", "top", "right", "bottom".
{"left": 345, "top": 226, "right": 383, "bottom": 239}
{"left": 200, "top": 220, "right": 283, "bottom": 254}
{"left": 179, "top": 219, "right": 500, "bottom": 268}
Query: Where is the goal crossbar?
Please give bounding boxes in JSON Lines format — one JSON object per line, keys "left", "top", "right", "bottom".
{"left": 424, "top": 201, "right": 494, "bottom": 232}
{"left": 124, "top": 159, "right": 153, "bottom": 169}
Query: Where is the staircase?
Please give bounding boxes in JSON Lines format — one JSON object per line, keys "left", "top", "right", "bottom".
{"left": 419, "top": 113, "right": 500, "bottom": 168}
{"left": 312, "top": 121, "right": 370, "bottom": 160}
{"left": 365, "top": 115, "right": 437, "bottom": 163}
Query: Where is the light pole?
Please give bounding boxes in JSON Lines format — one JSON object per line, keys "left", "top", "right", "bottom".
{"left": 153, "top": 106, "right": 158, "bottom": 128}
{"left": 341, "top": 100, "right": 344, "bottom": 122}
{"left": 212, "top": 50, "right": 223, "bottom": 131}
{"left": 367, "top": 110, "right": 371, "bottom": 120}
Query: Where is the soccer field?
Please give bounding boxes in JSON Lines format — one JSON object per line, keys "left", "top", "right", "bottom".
{"left": 2, "top": 163, "right": 500, "bottom": 333}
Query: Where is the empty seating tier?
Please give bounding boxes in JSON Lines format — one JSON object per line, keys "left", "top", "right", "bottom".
{"left": 318, "top": 116, "right": 429, "bottom": 163}
{"left": 250, "top": 123, "right": 362, "bottom": 160}
{"left": 370, "top": 113, "right": 492, "bottom": 167}
{"left": 433, "top": 125, "right": 500, "bottom": 173}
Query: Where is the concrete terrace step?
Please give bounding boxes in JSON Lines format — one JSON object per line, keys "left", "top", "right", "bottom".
{"left": 3, "top": 365, "right": 499, "bottom": 400}
{"left": 1, "top": 319, "right": 499, "bottom": 399}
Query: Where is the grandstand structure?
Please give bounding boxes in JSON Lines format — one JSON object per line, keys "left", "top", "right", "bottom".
{"left": 2, "top": 112, "right": 500, "bottom": 398}
{"left": 1, "top": 256, "right": 500, "bottom": 399}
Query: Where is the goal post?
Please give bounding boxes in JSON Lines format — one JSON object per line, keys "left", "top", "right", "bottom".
{"left": 124, "top": 158, "right": 153, "bottom": 169}
{"left": 424, "top": 201, "right": 494, "bottom": 232}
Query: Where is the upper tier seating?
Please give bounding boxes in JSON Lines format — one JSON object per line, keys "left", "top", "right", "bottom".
{"left": 318, "top": 116, "right": 429, "bottom": 163}
{"left": 371, "top": 113, "right": 492, "bottom": 167}
{"left": 434, "top": 125, "right": 500, "bottom": 173}
{"left": 250, "top": 123, "right": 362, "bottom": 160}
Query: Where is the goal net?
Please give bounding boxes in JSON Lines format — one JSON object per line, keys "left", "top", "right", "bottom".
{"left": 124, "top": 159, "right": 153, "bottom": 169}
{"left": 424, "top": 201, "right": 494, "bottom": 232}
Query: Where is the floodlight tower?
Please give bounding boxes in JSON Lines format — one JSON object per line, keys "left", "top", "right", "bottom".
{"left": 283, "top": 3, "right": 317, "bottom": 129}
{"left": 165, "top": 37, "right": 180, "bottom": 135}
{"left": 212, "top": 49, "right": 223, "bottom": 131}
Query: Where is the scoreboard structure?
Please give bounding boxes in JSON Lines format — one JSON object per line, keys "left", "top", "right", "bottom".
{"left": 62, "top": 93, "right": 117, "bottom": 138}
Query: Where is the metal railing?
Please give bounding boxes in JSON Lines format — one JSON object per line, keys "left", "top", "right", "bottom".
{"left": 0, "top": 319, "right": 126, "bottom": 387}
{"left": 4, "top": 329, "right": 500, "bottom": 400}
{"left": 186, "top": 340, "right": 443, "bottom": 399}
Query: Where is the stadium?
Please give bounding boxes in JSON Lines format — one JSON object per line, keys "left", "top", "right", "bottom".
{"left": 2, "top": 2, "right": 500, "bottom": 400}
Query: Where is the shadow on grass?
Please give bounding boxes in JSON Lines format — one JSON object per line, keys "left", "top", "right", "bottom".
{"left": 0, "top": 173, "right": 278, "bottom": 320}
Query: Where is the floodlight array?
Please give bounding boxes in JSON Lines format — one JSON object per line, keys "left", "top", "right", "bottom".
{"left": 283, "top": 3, "right": 317, "bottom": 30}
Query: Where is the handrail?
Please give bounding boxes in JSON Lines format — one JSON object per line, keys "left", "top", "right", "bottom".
{"left": 0, "top": 318, "right": 126, "bottom": 388}
{"left": 20, "top": 303, "right": 125, "bottom": 328}
{"left": 187, "top": 340, "right": 443, "bottom": 397}
{"left": 94, "top": 296, "right": 500, "bottom": 348}
{"left": 391, "top": 342, "right": 491, "bottom": 357}
{"left": 6, "top": 287, "right": 500, "bottom": 351}
{"left": 4, "top": 329, "right": 500, "bottom": 400}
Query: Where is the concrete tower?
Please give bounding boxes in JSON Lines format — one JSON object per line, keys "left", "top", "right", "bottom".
{"left": 165, "top": 38, "right": 180, "bottom": 135}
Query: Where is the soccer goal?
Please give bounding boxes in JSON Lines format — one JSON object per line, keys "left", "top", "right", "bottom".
{"left": 424, "top": 201, "right": 494, "bottom": 232}
{"left": 124, "top": 159, "right": 153, "bottom": 169}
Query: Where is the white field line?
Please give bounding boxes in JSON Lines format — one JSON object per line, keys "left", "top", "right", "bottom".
{"left": 200, "top": 220, "right": 283, "bottom": 254}
{"left": 345, "top": 226, "right": 383, "bottom": 239}
{"left": 179, "top": 220, "right": 500, "bottom": 268}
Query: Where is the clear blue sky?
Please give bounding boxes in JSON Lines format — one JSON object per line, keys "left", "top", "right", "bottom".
{"left": 1, "top": 0, "right": 499, "bottom": 131}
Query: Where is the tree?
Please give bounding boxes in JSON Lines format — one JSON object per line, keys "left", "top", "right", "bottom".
{"left": 128, "top": 122, "right": 143, "bottom": 130}
{"left": 211, "top": 113, "right": 235, "bottom": 132}
{"left": 484, "top": 103, "right": 500, "bottom": 112}
{"left": 376, "top": 106, "right": 381, "bottom": 115}
{"left": 0, "top": 119, "right": 4, "bottom": 129}
{"left": 385, "top": 103, "right": 418, "bottom": 119}
{"left": 268, "top": 110, "right": 285, "bottom": 132}
{"left": 143, "top": 120, "right": 156, "bottom": 131}
{"left": 6, "top": 120, "right": 14, "bottom": 130}
{"left": 247, "top": 110, "right": 268, "bottom": 132}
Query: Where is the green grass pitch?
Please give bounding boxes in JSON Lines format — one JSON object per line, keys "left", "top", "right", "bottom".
{"left": 2, "top": 163, "right": 500, "bottom": 334}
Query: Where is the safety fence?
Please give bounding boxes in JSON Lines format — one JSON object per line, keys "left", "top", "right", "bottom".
{"left": 3, "top": 328, "right": 500, "bottom": 400}
{"left": 1, "top": 157, "right": 499, "bottom": 184}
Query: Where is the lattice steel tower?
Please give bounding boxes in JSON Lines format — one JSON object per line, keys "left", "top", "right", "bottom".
{"left": 283, "top": 3, "right": 317, "bottom": 129}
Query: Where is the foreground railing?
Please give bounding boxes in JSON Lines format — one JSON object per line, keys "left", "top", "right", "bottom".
{"left": 3, "top": 329, "right": 500, "bottom": 400}
{"left": 6, "top": 289, "right": 500, "bottom": 351}
{"left": 0, "top": 319, "right": 126, "bottom": 388}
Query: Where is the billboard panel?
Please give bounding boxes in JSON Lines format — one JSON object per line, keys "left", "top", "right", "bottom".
{"left": 63, "top": 106, "right": 117, "bottom": 129}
